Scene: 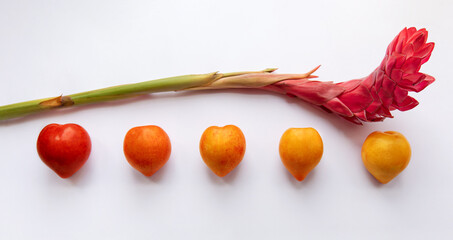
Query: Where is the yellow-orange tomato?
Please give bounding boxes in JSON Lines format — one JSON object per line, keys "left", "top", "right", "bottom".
{"left": 199, "top": 125, "right": 246, "bottom": 177}
{"left": 361, "top": 131, "right": 411, "bottom": 184}
{"left": 279, "top": 128, "right": 323, "bottom": 181}
{"left": 123, "top": 125, "right": 171, "bottom": 177}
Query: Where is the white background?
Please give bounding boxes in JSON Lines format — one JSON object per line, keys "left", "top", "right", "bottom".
{"left": 0, "top": 0, "right": 452, "bottom": 239}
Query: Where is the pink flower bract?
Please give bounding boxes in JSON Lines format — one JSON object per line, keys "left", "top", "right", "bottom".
{"left": 262, "top": 27, "right": 435, "bottom": 124}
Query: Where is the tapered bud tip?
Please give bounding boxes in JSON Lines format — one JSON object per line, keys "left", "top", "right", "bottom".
{"left": 293, "top": 174, "right": 306, "bottom": 181}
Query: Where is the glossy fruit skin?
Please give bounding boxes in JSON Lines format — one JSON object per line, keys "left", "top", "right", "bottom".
{"left": 37, "top": 123, "right": 92, "bottom": 178}
{"left": 199, "top": 125, "right": 246, "bottom": 177}
{"left": 361, "top": 131, "right": 411, "bottom": 184}
{"left": 123, "top": 125, "right": 171, "bottom": 177}
{"left": 279, "top": 128, "right": 323, "bottom": 181}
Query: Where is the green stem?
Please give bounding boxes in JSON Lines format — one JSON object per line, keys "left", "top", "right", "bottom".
{"left": 68, "top": 72, "right": 221, "bottom": 104}
{"left": 0, "top": 69, "right": 276, "bottom": 121}
{"left": 0, "top": 72, "right": 221, "bottom": 121}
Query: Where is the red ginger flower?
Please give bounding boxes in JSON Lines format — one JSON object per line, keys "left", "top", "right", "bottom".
{"left": 262, "top": 27, "right": 435, "bottom": 124}
{"left": 0, "top": 27, "right": 435, "bottom": 123}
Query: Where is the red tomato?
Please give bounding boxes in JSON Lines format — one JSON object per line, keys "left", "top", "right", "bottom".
{"left": 37, "top": 123, "right": 92, "bottom": 178}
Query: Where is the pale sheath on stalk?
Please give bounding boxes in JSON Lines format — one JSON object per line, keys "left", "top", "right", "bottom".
{"left": 0, "top": 27, "right": 434, "bottom": 124}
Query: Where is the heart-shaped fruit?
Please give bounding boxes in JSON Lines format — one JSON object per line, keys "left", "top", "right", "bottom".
{"left": 199, "top": 125, "right": 246, "bottom": 177}
{"left": 361, "top": 131, "right": 411, "bottom": 184}
{"left": 123, "top": 125, "right": 171, "bottom": 177}
{"left": 37, "top": 123, "right": 92, "bottom": 178}
{"left": 279, "top": 127, "right": 323, "bottom": 181}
